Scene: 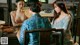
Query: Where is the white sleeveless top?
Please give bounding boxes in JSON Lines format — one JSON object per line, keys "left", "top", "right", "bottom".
{"left": 51, "top": 15, "right": 71, "bottom": 30}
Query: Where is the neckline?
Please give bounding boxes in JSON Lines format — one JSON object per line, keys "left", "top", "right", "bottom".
{"left": 54, "top": 14, "right": 68, "bottom": 23}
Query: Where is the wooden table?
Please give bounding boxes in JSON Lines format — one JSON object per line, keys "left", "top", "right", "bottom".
{"left": 0, "top": 20, "right": 5, "bottom": 37}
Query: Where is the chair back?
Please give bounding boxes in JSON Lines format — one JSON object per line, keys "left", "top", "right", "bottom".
{"left": 76, "top": 18, "right": 80, "bottom": 36}
{"left": 24, "top": 28, "right": 64, "bottom": 45}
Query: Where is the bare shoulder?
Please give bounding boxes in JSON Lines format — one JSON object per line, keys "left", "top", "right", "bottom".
{"left": 10, "top": 11, "right": 16, "bottom": 15}
{"left": 64, "top": 14, "right": 71, "bottom": 20}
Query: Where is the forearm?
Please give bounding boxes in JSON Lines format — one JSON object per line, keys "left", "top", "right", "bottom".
{"left": 13, "top": 23, "right": 22, "bottom": 27}
{"left": 16, "top": 30, "right": 20, "bottom": 40}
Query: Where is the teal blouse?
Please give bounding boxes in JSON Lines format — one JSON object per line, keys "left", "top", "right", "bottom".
{"left": 19, "top": 13, "right": 51, "bottom": 45}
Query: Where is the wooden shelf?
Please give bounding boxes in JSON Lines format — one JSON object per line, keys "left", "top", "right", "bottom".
{"left": 0, "top": 3, "right": 8, "bottom": 7}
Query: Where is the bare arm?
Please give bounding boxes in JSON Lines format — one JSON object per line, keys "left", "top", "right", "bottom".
{"left": 10, "top": 11, "right": 16, "bottom": 26}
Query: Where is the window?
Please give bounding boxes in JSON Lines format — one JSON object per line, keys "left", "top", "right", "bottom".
{"left": 24, "top": 0, "right": 48, "bottom": 3}
{"left": 39, "top": 0, "right": 46, "bottom": 2}
{"left": 24, "top": 0, "right": 28, "bottom": 2}
{"left": 39, "top": 0, "right": 48, "bottom": 3}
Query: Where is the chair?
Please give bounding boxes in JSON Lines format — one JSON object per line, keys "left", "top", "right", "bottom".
{"left": 24, "top": 28, "right": 64, "bottom": 45}
{"left": 75, "top": 18, "right": 80, "bottom": 45}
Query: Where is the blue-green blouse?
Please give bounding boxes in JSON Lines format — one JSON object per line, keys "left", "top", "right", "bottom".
{"left": 19, "top": 13, "right": 51, "bottom": 45}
